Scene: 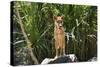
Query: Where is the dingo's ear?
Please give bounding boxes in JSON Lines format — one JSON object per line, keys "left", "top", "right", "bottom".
{"left": 61, "top": 16, "right": 64, "bottom": 19}
{"left": 53, "top": 16, "right": 57, "bottom": 20}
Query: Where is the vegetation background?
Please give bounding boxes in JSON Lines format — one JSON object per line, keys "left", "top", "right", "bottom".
{"left": 11, "top": 1, "right": 97, "bottom": 65}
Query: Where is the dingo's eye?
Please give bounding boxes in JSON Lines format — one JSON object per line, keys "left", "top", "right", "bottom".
{"left": 57, "top": 21, "right": 62, "bottom": 23}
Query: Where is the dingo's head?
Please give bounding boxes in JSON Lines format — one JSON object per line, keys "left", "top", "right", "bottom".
{"left": 54, "top": 16, "right": 64, "bottom": 29}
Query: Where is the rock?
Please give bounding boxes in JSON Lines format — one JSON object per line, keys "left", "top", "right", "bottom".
{"left": 41, "top": 54, "right": 78, "bottom": 64}
{"left": 66, "top": 54, "right": 78, "bottom": 62}
{"left": 48, "top": 56, "right": 72, "bottom": 64}
{"left": 41, "top": 58, "right": 55, "bottom": 64}
{"left": 88, "top": 57, "right": 97, "bottom": 62}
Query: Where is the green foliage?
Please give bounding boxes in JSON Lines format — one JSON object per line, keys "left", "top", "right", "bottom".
{"left": 12, "top": 1, "right": 97, "bottom": 65}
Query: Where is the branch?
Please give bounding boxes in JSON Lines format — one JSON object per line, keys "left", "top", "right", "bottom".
{"left": 15, "top": 6, "right": 38, "bottom": 64}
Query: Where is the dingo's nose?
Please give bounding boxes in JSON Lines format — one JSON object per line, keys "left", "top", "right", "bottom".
{"left": 59, "top": 24, "right": 62, "bottom": 27}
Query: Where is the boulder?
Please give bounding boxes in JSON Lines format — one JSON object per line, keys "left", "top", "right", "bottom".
{"left": 41, "top": 54, "right": 78, "bottom": 64}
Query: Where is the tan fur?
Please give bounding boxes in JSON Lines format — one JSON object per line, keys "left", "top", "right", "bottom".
{"left": 54, "top": 16, "right": 65, "bottom": 57}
